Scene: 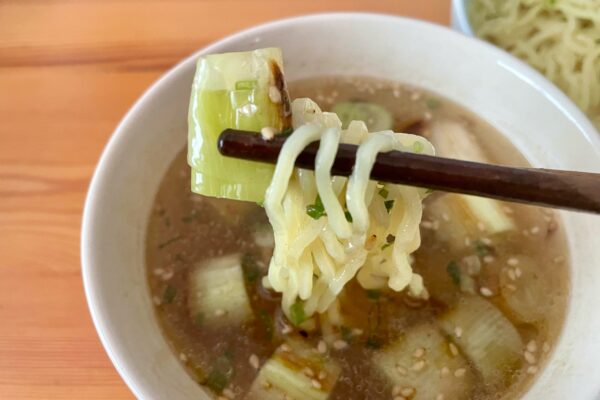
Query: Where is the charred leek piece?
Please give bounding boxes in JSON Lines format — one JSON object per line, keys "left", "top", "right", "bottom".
{"left": 188, "top": 48, "right": 292, "bottom": 202}
{"left": 188, "top": 254, "right": 252, "bottom": 326}
{"left": 247, "top": 339, "right": 341, "bottom": 400}
{"left": 373, "top": 322, "right": 475, "bottom": 400}
{"left": 437, "top": 296, "right": 523, "bottom": 389}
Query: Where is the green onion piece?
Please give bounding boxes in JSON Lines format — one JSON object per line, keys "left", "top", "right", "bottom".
{"left": 446, "top": 261, "right": 461, "bottom": 285}
{"left": 241, "top": 254, "right": 260, "bottom": 283}
{"left": 162, "top": 285, "right": 177, "bottom": 304}
{"left": 366, "top": 289, "right": 381, "bottom": 300}
{"left": 306, "top": 195, "right": 326, "bottom": 219}
{"left": 344, "top": 210, "right": 353, "bottom": 222}
{"left": 289, "top": 301, "right": 306, "bottom": 326}
{"left": 426, "top": 98, "right": 440, "bottom": 109}
{"left": 384, "top": 200, "right": 395, "bottom": 212}
{"left": 474, "top": 240, "right": 491, "bottom": 257}
{"left": 412, "top": 141, "right": 424, "bottom": 153}
{"left": 365, "top": 335, "right": 382, "bottom": 349}
{"left": 378, "top": 187, "right": 389, "bottom": 199}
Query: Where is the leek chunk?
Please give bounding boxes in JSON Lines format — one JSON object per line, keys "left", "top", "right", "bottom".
{"left": 188, "top": 48, "right": 291, "bottom": 202}
{"left": 247, "top": 339, "right": 341, "bottom": 400}
{"left": 188, "top": 254, "right": 252, "bottom": 326}
{"left": 373, "top": 322, "right": 475, "bottom": 400}
{"left": 437, "top": 296, "right": 523, "bottom": 389}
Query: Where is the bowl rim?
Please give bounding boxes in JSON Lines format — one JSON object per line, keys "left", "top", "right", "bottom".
{"left": 81, "top": 12, "right": 600, "bottom": 400}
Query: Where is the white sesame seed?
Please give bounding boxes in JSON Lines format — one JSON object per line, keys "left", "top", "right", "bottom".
{"left": 215, "top": 309, "right": 226, "bottom": 317}
{"left": 454, "top": 368, "right": 467, "bottom": 378}
{"left": 527, "top": 365, "right": 539, "bottom": 375}
{"left": 421, "top": 221, "right": 434, "bottom": 229}
{"left": 333, "top": 340, "right": 348, "bottom": 350}
{"left": 318, "top": 370, "right": 327, "bottom": 380}
{"left": 281, "top": 324, "right": 293, "bottom": 335}
{"left": 515, "top": 267, "right": 523, "bottom": 278}
{"left": 161, "top": 270, "right": 174, "bottom": 281}
{"left": 436, "top": 395, "right": 445, "bottom": 400}
{"left": 480, "top": 287, "right": 494, "bottom": 297}
{"left": 449, "top": 343, "right": 459, "bottom": 357}
{"left": 530, "top": 226, "right": 540, "bottom": 235}
{"left": 507, "top": 257, "right": 519, "bottom": 266}
{"left": 454, "top": 326, "right": 463, "bottom": 339}
{"left": 505, "top": 284, "right": 517, "bottom": 292}
{"left": 351, "top": 328, "right": 364, "bottom": 336}
{"left": 317, "top": 340, "right": 327, "bottom": 354}
{"left": 392, "top": 385, "right": 402, "bottom": 396}
{"left": 442, "top": 213, "right": 450, "bottom": 221}
{"left": 481, "top": 237, "right": 492, "bottom": 246}
{"left": 543, "top": 342, "right": 551, "bottom": 353}
{"left": 311, "top": 379, "right": 322, "bottom": 389}
{"left": 413, "top": 347, "right": 426, "bottom": 358}
{"left": 396, "top": 365, "right": 408, "bottom": 375}
{"left": 152, "top": 296, "right": 161, "bottom": 306}
{"left": 477, "top": 222, "right": 486, "bottom": 231}
{"left": 302, "top": 367, "right": 315, "bottom": 377}
{"left": 153, "top": 268, "right": 165, "bottom": 276}
{"left": 401, "top": 387, "right": 415, "bottom": 397}
{"left": 527, "top": 340, "right": 537, "bottom": 353}
{"left": 440, "top": 366, "right": 450, "bottom": 377}
{"left": 280, "top": 343, "right": 291, "bottom": 352}
{"left": 260, "top": 127, "right": 276, "bottom": 140}
{"left": 411, "top": 91, "right": 421, "bottom": 101}
{"left": 553, "top": 256, "right": 565, "bottom": 264}
{"left": 507, "top": 269, "right": 517, "bottom": 281}
{"left": 249, "top": 354, "right": 260, "bottom": 369}
{"left": 222, "top": 388, "right": 235, "bottom": 399}
{"left": 412, "top": 360, "right": 426, "bottom": 371}
{"left": 393, "top": 89, "right": 401, "bottom": 98}
{"left": 179, "top": 353, "right": 188, "bottom": 362}
{"left": 483, "top": 255, "right": 495, "bottom": 264}
{"left": 524, "top": 351, "right": 536, "bottom": 364}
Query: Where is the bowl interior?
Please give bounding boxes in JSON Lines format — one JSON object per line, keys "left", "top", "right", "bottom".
{"left": 82, "top": 13, "right": 600, "bottom": 400}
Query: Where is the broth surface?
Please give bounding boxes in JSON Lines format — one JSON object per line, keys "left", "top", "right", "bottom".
{"left": 146, "top": 76, "right": 569, "bottom": 399}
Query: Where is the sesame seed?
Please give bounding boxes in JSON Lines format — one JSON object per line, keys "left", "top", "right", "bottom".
{"left": 543, "top": 342, "right": 551, "bottom": 353}
{"left": 530, "top": 226, "right": 540, "bottom": 235}
{"left": 311, "top": 379, "right": 322, "bottom": 389}
{"left": 507, "top": 269, "right": 517, "bottom": 281}
{"left": 249, "top": 354, "right": 260, "bottom": 369}
{"left": 412, "top": 360, "right": 426, "bottom": 371}
{"left": 222, "top": 388, "right": 235, "bottom": 399}
{"left": 153, "top": 268, "right": 165, "bottom": 276}
{"left": 302, "top": 367, "right": 315, "bottom": 377}
{"left": 480, "top": 287, "right": 494, "bottom": 297}
{"left": 507, "top": 257, "right": 519, "bottom": 266}
{"left": 524, "top": 351, "right": 536, "bottom": 364}
{"left": 481, "top": 237, "right": 492, "bottom": 245}
{"left": 413, "top": 347, "right": 426, "bottom": 358}
{"left": 527, "top": 340, "right": 537, "bottom": 353}
{"left": 333, "top": 340, "right": 348, "bottom": 350}
{"left": 268, "top": 86, "right": 282, "bottom": 104}
{"left": 477, "top": 222, "right": 486, "bottom": 231}
{"left": 392, "top": 385, "right": 402, "bottom": 396}
{"left": 281, "top": 324, "right": 293, "bottom": 335}
{"left": 152, "top": 296, "right": 161, "bottom": 306}
{"left": 179, "top": 353, "right": 188, "bottom": 362}
{"left": 436, "top": 395, "right": 445, "bottom": 400}
{"left": 442, "top": 213, "right": 450, "bottom": 221}
{"left": 260, "top": 127, "right": 276, "bottom": 140}
{"left": 421, "top": 221, "right": 434, "bottom": 229}
{"left": 440, "top": 366, "right": 450, "bottom": 377}
{"left": 424, "top": 111, "right": 433, "bottom": 120}
{"left": 280, "top": 344, "right": 291, "bottom": 352}
{"left": 553, "top": 256, "right": 565, "bottom": 264}
{"left": 317, "top": 340, "right": 327, "bottom": 354}
{"left": 318, "top": 370, "right": 327, "bottom": 380}
{"left": 483, "top": 255, "right": 495, "bottom": 264}
{"left": 401, "top": 387, "right": 416, "bottom": 397}
{"left": 515, "top": 267, "right": 523, "bottom": 278}
{"left": 352, "top": 328, "right": 364, "bottom": 336}
{"left": 215, "top": 309, "right": 226, "bottom": 317}
{"left": 503, "top": 206, "right": 514, "bottom": 214}
{"left": 411, "top": 92, "right": 421, "bottom": 101}
{"left": 396, "top": 365, "right": 408, "bottom": 375}
{"left": 527, "top": 365, "right": 539, "bottom": 375}
{"left": 454, "top": 368, "right": 467, "bottom": 378}
{"left": 449, "top": 343, "right": 459, "bottom": 357}
{"left": 505, "top": 284, "right": 517, "bottom": 292}
{"left": 454, "top": 326, "right": 463, "bottom": 339}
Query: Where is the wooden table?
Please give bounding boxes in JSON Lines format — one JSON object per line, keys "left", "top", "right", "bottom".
{"left": 0, "top": 1, "right": 449, "bottom": 398}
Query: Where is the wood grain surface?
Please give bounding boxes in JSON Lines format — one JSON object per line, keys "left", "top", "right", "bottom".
{"left": 0, "top": 1, "right": 449, "bottom": 398}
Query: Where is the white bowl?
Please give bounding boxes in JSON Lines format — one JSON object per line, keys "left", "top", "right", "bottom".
{"left": 82, "top": 13, "right": 600, "bottom": 400}
{"left": 451, "top": 0, "right": 474, "bottom": 35}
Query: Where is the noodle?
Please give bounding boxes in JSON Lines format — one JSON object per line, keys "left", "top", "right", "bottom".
{"left": 264, "top": 99, "right": 434, "bottom": 319}
{"left": 469, "top": 0, "right": 600, "bottom": 130}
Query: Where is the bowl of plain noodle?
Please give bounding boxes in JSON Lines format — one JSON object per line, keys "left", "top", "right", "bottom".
{"left": 82, "top": 13, "right": 600, "bottom": 400}
{"left": 452, "top": 0, "right": 600, "bottom": 131}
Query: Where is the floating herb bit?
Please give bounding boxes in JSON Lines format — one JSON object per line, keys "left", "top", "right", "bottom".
{"left": 341, "top": 326, "right": 353, "bottom": 342}
{"left": 474, "top": 240, "right": 491, "bottom": 257}
{"left": 366, "top": 289, "right": 381, "bottom": 300}
{"left": 365, "top": 335, "right": 382, "bottom": 349}
{"left": 289, "top": 301, "right": 306, "bottom": 326}
{"left": 242, "top": 254, "right": 260, "bottom": 283}
{"left": 426, "top": 98, "right": 440, "bottom": 109}
{"left": 306, "top": 195, "right": 326, "bottom": 219}
{"left": 162, "top": 285, "right": 177, "bottom": 304}
{"left": 378, "top": 187, "right": 389, "bottom": 199}
{"left": 413, "top": 141, "right": 425, "bottom": 153}
{"left": 447, "top": 261, "right": 461, "bottom": 285}
{"left": 384, "top": 200, "right": 395, "bottom": 212}
{"left": 158, "top": 235, "right": 182, "bottom": 250}
{"left": 344, "top": 210, "right": 353, "bottom": 222}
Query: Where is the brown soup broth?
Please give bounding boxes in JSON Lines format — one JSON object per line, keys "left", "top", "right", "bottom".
{"left": 146, "top": 76, "right": 569, "bottom": 399}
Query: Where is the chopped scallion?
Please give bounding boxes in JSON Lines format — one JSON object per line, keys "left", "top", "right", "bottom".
{"left": 446, "top": 261, "right": 461, "bottom": 285}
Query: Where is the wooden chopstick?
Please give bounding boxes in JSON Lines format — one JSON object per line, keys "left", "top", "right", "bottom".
{"left": 217, "top": 129, "right": 600, "bottom": 214}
